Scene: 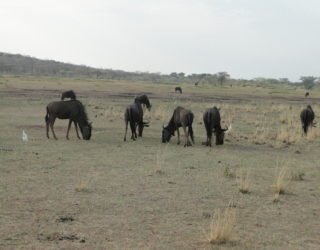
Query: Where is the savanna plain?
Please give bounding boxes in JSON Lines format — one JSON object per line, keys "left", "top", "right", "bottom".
{"left": 0, "top": 75, "right": 320, "bottom": 249}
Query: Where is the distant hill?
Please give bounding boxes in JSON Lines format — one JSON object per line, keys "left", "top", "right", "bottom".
{"left": 0, "top": 52, "right": 164, "bottom": 81}
{"left": 0, "top": 52, "right": 223, "bottom": 84}
{"left": 0, "top": 52, "right": 300, "bottom": 86}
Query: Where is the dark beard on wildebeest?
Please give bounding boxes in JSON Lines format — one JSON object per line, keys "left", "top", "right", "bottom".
{"left": 203, "top": 107, "right": 229, "bottom": 147}
{"left": 162, "top": 106, "right": 194, "bottom": 147}
{"left": 123, "top": 95, "right": 151, "bottom": 141}
{"left": 45, "top": 100, "right": 92, "bottom": 140}
{"left": 300, "top": 105, "right": 315, "bottom": 135}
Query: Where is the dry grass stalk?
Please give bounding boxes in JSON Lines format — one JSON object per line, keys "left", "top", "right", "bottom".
{"left": 272, "top": 165, "right": 289, "bottom": 195}
{"left": 272, "top": 192, "right": 280, "bottom": 203}
{"left": 155, "top": 145, "right": 168, "bottom": 174}
{"left": 205, "top": 207, "right": 236, "bottom": 244}
{"left": 237, "top": 169, "right": 251, "bottom": 194}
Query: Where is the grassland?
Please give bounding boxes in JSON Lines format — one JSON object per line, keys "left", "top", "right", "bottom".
{"left": 0, "top": 75, "right": 320, "bottom": 249}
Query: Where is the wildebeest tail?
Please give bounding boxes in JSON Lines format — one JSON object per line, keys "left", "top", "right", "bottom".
{"left": 189, "top": 125, "right": 194, "bottom": 144}
{"left": 303, "top": 125, "right": 307, "bottom": 134}
{"left": 188, "top": 112, "right": 195, "bottom": 143}
{"left": 124, "top": 107, "right": 130, "bottom": 123}
{"left": 45, "top": 107, "right": 49, "bottom": 123}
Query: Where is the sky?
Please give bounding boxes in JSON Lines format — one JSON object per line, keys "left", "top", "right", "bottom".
{"left": 0, "top": 0, "right": 319, "bottom": 81}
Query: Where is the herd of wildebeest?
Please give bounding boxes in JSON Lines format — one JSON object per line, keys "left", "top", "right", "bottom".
{"left": 45, "top": 89, "right": 316, "bottom": 146}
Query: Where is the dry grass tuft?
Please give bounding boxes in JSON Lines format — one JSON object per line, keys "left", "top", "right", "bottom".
{"left": 272, "top": 164, "right": 290, "bottom": 196}
{"left": 291, "top": 170, "right": 305, "bottom": 181}
{"left": 306, "top": 127, "right": 320, "bottom": 141}
{"left": 104, "top": 106, "right": 123, "bottom": 121}
{"left": 276, "top": 117, "right": 302, "bottom": 145}
{"left": 75, "top": 180, "right": 89, "bottom": 192}
{"left": 153, "top": 106, "right": 168, "bottom": 121}
{"left": 237, "top": 169, "right": 251, "bottom": 194}
{"left": 223, "top": 166, "right": 235, "bottom": 178}
{"left": 205, "top": 207, "right": 236, "bottom": 244}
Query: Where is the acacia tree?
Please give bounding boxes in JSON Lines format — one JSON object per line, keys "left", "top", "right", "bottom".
{"left": 216, "top": 72, "right": 230, "bottom": 86}
{"left": 300, "top": 76, "right": 317, "bottom": 90}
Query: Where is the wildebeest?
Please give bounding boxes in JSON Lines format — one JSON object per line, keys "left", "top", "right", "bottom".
{"left": 61, "top": 90, "right": 77, "bottom": 100}
{"left": 45, "top": 100, "right": 92, "bottom": 140}
{"left": 123, "top": 95, "right": 151, "bottom": 141}
{"left": 162, "top": 106, "right": 194, "bottom": 147}
{"left": 175, "top": 87, "right": 182, "bottom": 94}
{"left": 194, "top": 81, "right": 199, "bottom": 86}
{"left": 300, "top": 105, "right": 315, "bottom": 134}
{"left": 305, "top": 92, "right": 309, "bottom": 97}
{"left": 203, "top": 107, "right": 230, "bottom": 146}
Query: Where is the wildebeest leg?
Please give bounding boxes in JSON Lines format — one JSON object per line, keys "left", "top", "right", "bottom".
{"left": 130, "top": 121, "right": 136, "bottom": 140}
{"left": 49, "top": 117, "right": 58, "bottom": 140}
{"left": 124, "top": 120, "right": 128, "bottom": 141}
{"left": 46, "top": 119, "right": 50, "bottom": 139}
{"left": 134, "top": 124, "right": 138, "bottom": 139}
{"left": 74, "top": 122, "right": 81, "bottom": 139}
{"left": 66, "top": 120, "right": 72, "bottom": 140}
{"left": 177, "top": 128, "right": 180, "bottom": 144}
{"left": 182, "top": 126, "right": 191, "bottom": 147}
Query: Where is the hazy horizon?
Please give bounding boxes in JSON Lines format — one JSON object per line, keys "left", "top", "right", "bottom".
{"left": 1, "top": 0, "right": 319, "bottom": 81}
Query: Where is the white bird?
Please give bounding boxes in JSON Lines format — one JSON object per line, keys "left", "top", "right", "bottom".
{"left": 22, "top": 130, "right": 28, "bottom": 142}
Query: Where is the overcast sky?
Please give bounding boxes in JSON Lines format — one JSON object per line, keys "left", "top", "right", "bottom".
{"left": 0, "top": 0, "right": 319, "bottom": 81}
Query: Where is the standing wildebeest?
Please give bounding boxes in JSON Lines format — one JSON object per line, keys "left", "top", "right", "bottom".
{"left": 194, "top": 81, "right": 199, "bottom": 86}
{"left": 300, "top": 105, "right": 315, "bottom": 134}
{"left": 175, "top": 87, "right": 182, "bottom": 94}
{"left": 61, "top": 90, "right": 77, "bottom": 100}
{"left": 203, "top": 107, "right": 230, "bottom": 146}
{"left": 162, "top": 106, "right": 194, "bottom": 147}
{"left": 123, "top": 95, "right": 151, "bottom": 141}
{"left": 45, "top": 100, "right": 92, "bottom": 140}
{"left": 305, "top": 92, "right": 309, "bottom": 97}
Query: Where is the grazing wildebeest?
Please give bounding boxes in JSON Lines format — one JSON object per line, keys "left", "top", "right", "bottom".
{"left": 305, "top": 92, "right": 309, "bottom": 97}
{"left": 203, "top": 107, "right": 230, "bottom": 146}
{"left": 61, "top": 90, "right": 77, "bottom": 100}
{"left": 45, "top": 100, "right": 92, "bottom": 140}
{"left": 162, "top": 106, "right": 194, "bottom": 147}
{"left": 123, "top": 95, "right": 151, "bottom": 141}
{"left": 300, "top": 105, "right": 315, "bottom": 134}
{"left": 194, "top": 81, "right": 199, "bottom": 86}
{"left": 175, "top": 87, "right": 182, "bottom": 94}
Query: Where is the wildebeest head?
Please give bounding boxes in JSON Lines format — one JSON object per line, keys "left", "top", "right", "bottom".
{"left": 135, "top": 95, "right": 152, "bottom": 111}
{"left": 214, "top": 125, "right": 231, "bottom": 145}
{"left": 162, "top": 125, "right": 173, "bottom": 143}
{"left": 81, "top": 123, "right": 92, "bottom": 140}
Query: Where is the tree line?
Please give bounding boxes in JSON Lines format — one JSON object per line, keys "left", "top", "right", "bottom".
{"left": 0, "top": 52, "right": 318, "bottom": 89}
